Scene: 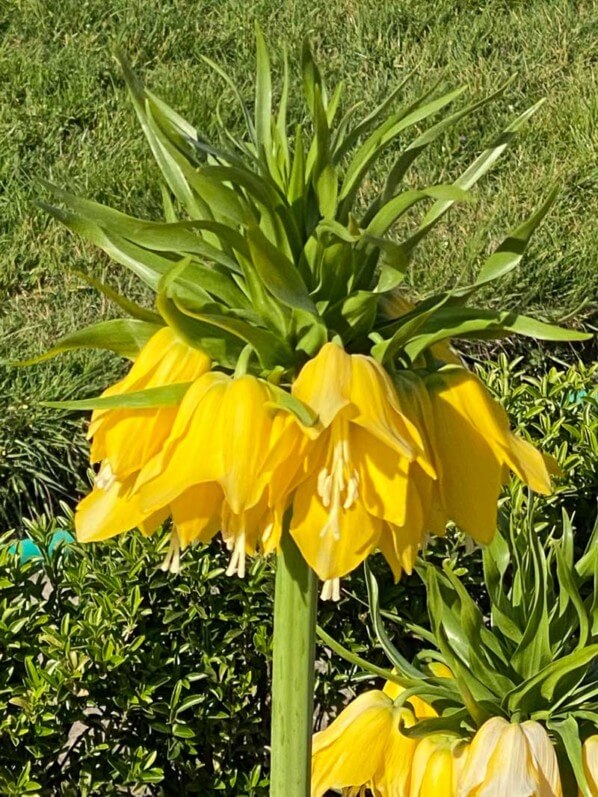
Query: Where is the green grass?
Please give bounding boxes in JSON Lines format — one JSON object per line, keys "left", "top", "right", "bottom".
{"left": 0, "top": 0, "right": 596, "bottom": 519}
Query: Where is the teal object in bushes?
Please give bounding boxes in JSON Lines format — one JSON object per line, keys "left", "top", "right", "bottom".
{"left": 8, "top": 530, "right": 74, "bottom": 563}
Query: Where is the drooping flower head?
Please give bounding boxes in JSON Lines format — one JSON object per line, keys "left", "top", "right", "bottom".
{"left": 311, "top": 686, "right": 428, "bottom": 797}
{"left": 76, "top": 326, "right": 211, "bottom": 546}
{"left": 282, "top": 341, "right": 436, "bottom": 583}
{"left": 458, "top": 717, "right": 562, "bottom": 797}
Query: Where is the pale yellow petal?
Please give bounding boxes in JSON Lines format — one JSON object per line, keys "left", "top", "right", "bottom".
{"left": 520, "top": 721, "right": 562, "bottom": 796}
{"left": 457, "top": 717, "right": 510, "bottom": 796}
{"left": 375, "top": 708, "right": 418, "bottom": 796}
{"left": 582, "top": 736, "right": 598, "bottom": 796}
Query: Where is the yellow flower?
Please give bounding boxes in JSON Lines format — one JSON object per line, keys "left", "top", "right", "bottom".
{"left": 311, "top": 688, "right": 420, "bottom": 797}
{"left": 89, "top": 326, "right": 211, "bottom": 479}
{"left": 581, "top": 736, "right": 598, "bottom": 796}
{"left": 287, "top": 342, "right": 435, "bottom": 581}
{"left": 136, "top": 372, "right": 297, "bottom": 576}
{"left": 396, "top": 365, "right": 553, "bottom": 545}
{"left": 457, "top": 717, "right": 562, "bottom": 797}
{"left": 76, "top": 327, "right": 211, "bottom": 545}
{"left": 409, "top": 735, "right": 469, "bottom": 797}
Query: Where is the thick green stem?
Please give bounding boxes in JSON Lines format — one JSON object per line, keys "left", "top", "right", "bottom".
{"left": 270, "top": 528, "right": 317, "bottom": 796}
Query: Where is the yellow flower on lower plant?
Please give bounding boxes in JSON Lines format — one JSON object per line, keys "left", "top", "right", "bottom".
{"left": 311, "top": 686, "right": 424, "bottom": 797}
{"left": 410, "top": 734, "right": 469, "bottom": 797}
{"left": 285, "top": 341, "right": 435, "bottom": 582}
{"left": 457, "top": 717, "right": 562, "bottom": 796}
{"left": 136, "top": 371, "right": 299, "bottom": 576}
{"left": 76, "top": 326, "right": 211, "bottom": 548}
{"left": 581, "top": 736, "right": 598, "bottom": 796}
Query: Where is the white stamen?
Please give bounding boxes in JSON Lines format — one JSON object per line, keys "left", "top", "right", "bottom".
{"left": 95, "top": 460, "right": 116, "bottom": 491}
{"left": 320, "top": 578, "right": 341, "bottom": 602}
{"left": 316, "top": 428, "right": 359, "bottom": 541}
{"left": 160, "top": 530, "right": 181, "bottom": 573}
{"left": 226, "top": 532, "right": 246, "bottom": 578}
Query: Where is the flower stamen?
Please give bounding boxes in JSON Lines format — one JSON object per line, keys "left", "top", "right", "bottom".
{"left": 95, "top": 460, "right": 116, "bottom": 491}
{"left": 321, "top": 578, "right": 341, "bottom": 601}
{"left": 317, "top": 423, "right": 359, "bottom": 541}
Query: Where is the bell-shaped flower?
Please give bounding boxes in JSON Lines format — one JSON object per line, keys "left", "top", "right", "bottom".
{"left": 286, "top": 342, "right": 435, "bottom": 581}
{"left": 409, "top": 734, "right": 469, "bottom": 797}
{"left": 457, "top": 717, "right": 562, "bottom": 796}
{"left": 89, "top": 326, "right": 210, "bottom": 479}
{"left": 581, "top": 736, "right": 598, "bottom": 796}
{"left": 136, "top": 372, "right": 298, "bottom": 576}
{"left": 420, "top": 366, "right": 554, "bottom": 544}
{"left": 76, "top": 327, "right": 211, "bottom": 547}
{"left": 311, "top": 687, "right": 422, "bottom": 797}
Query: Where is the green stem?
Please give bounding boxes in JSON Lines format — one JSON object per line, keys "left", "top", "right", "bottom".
{"left": 270, "top": 528, "right": 317, "bottom": 797}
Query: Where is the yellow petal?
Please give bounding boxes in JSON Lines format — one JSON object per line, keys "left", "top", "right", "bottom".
{"left": 431, "top": 367, "right": 552, "bottom": 497}
{"left": 170, "top": 483, "right": 223, "bottom": 547}
{"left": 292, "top": 472, "right": 382, "bottom": 580}
{"left": 348, "top": 355, "right": 420, "bottom": 460}
{"left": 427, "top": 376, "right": 503, "bottom": 543}
{"left": 375, "top": 707, "right": 418, "bottom": 796}
{"left": 520, "top": 721, "right": 562, "bottom": 796}
{"left": 89, "top": 326, "right": 211, "bottom": 476}
{"left": 351, "top": 427, "right": 410, "bottom": 527}
{"left": 312, "top": 691, "right": 394, "bottom": 797}
{"left": 75, "top": 476, "right": 165, "bottom": 542}
{"left": 218, "top": 376, "right": 277, "bottom": 513}
{"left": 582, "top": 736, "right": 598, "bottom": 796}
{"left": 293, "top": 342, "right": 352, "bottom": 428}
{"left": 137, "top": 373, "right": 230, "bottom": 509}
{"left": 410, "top": 739, "right": 455, "bottom": 797}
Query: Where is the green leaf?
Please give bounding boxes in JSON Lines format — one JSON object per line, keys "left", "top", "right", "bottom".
{"left": 332, "top": 68, "right": 416, "bottom": 161}
{"left": 403, "top": 307, "right": 591, "bottom": 361}
{"left": 373, "top": 77, "right": 516, "bottom": 214}
{"left": 548, "top": 717, "right": 592, "bottom": 797}
{"left": 364, "top": 563, "right": 426, "bottom": 679}
{"left": 254, "top": 23, "right": 273, "bottom": 162}
{"left": 72, "top": 270, "right": 163, "bottom": 324}
{"left": 43, "top": 382, "right": 191, "bottom": 411}
{"left": 12, "top": 319, "right": 162, "bottom": 366}
{"left": 506, "top": 644, "right": 598, "bottom": 713}
{"left": 475, "top": 185, "right": 560, "bottom": 286}
{"left": 172, "top": 295, "right": 292, "bottom": 369}
{"left": 246, "top": 226, "right": 317, "bottom": 315}
{"left": 339, "top": 86, "right": 467, "bottom": 208}
{"left": 365, "top": 185, "right": 472, "bottom": 238}
{"left": 268, "top": 384, "right": 318, "bottom": 427}
{"left": 401, "top": 99, "right": 546, "bottom": 255}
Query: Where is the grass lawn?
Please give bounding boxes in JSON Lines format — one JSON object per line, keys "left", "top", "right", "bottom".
{"left": 0, "top": 0, "right": 595, "bottom": 520}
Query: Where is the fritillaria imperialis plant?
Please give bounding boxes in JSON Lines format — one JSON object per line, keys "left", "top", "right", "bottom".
{"left": 315, "top": 512, "right": 598, "bottom": 795}
{"left": 25, "top": 28, "right": 590, "bottom": 795}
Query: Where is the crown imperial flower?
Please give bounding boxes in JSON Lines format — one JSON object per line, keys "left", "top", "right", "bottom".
{"left": 458, "top": 717, "right": 562, "bottom": 797}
